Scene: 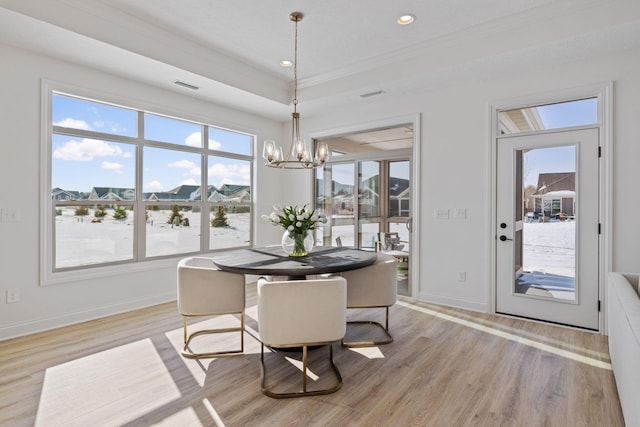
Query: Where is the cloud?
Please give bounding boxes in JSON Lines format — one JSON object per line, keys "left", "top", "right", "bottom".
{"left": 180, "top": 178, "right": 199, "bottom": 186}
{"left": 54, "top": 118, "right": 92, "bottom": 130}
{"left": 145, "top": 180, "right": 164, "bottom": 192}
{"left": 168, "top": 159, "right": 200, "bottom": 177}
{"left": 208, "top": 162, "right": 250, "bottom": 186}
{"left": 184, "top": 132, "right": 223, "bottom": 150}
{"left": 101, "top": 161, "right": 124, "bottom": 174}
{"left": 53, "top": 138, "right": 132, "bottom": 161}
{"left": 185, "top": 132, "right": 202, "bottom": 147}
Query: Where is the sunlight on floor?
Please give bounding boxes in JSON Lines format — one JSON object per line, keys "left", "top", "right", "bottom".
{"left": 164, "top": 318, "right": 261, "bottom": 388}
{"left": 203, "top": 398, "right": 226, "bottom": 427}
{"left": 284, "top": 356, "right": 320, "bottom": 381}
{"left": 35, "top": 339, "right": 181, "bottom": 426}
{"left": 153, "top": 406, "right": 201, "bottom": 426}
{"left": 347, "top": 346, "right": 385, "bottom": 359}
{"left": 398, "top": 301, "right": 612, "bottom": 370}
{"left": 429, "top": 304, "right": 609, "bottom": 360}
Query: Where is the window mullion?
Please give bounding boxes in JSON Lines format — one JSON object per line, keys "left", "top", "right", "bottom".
{"left": 135, "top": 111, "right": 145, "bottom": 261}
{"left": 201, "top": 126, "right": 210, "bottom": 252}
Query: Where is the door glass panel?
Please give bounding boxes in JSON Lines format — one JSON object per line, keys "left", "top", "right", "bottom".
{"left": 389, "top": 161, "right": 410, "bottom": 217}
{"left": 389, "top": 222, "right": 410, "bottom": 249}
{"left": 517, "top": 145, "right": 576, "bottom": 301}
{"left": 331, "top": 163, "right": 355, "bottom": 246}
{"left": 360, "top": 222, "right": 379, "bottom": 250}
{"left": 359, "top": 161, "right": 380, "bottom": 219}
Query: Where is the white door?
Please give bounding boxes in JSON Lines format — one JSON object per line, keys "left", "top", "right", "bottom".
{"left": 496, "top": 128, "right": 600, "bottom": 330}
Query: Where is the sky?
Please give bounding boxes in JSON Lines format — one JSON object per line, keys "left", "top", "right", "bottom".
{"left": 52, "top": 94, "right": 596, "bottom": 194}
{"left": 52, "top": 94, "right": 252, "bottom": 193}
{"left": 522, "top": 98, "right": 597, "bottom": 187}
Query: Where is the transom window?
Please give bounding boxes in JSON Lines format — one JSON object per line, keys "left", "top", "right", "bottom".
{"left": 48, "top": 92, "right": 253, "bottom": 273}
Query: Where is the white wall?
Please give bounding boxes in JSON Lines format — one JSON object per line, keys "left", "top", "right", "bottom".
{"left": 303, "top": 47, "right": 640, "bottom": 312}
{"left": 2, "top": 41, "right": 640, "bottom": 340}
{"left": 0, "top": 43, "right": 285, "bottom": 340}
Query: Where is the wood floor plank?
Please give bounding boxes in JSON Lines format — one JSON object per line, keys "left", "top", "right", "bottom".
{"left": 0, "top": 284, "right": 624, "bottom": 426}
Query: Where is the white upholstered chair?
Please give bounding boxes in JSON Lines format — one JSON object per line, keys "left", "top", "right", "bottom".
{"left": 257, "top": 276, "right": 347, "bottom": 398}
{"left": 339, "top": 252, "right": 397, "bottom": 347}
{"left": 177, "top": 257, "right": 245, "bottom": 359}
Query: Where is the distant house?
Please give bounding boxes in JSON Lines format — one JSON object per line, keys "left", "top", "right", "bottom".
{"left": 51, "top": 187, "right": 86, "bottom": 200}
{"left": 145, "top": 185, "right": 216, "bottom": 202}
{"left": 78, "top": 184, "right": 250, "bottom": 204}
{"left": 389, "top": 177, "right": 410, "bottom": 217}
{"left": 218, "top": 184, "right": 249, "bottom": 196}
{"left": 320, "top": 175, "right": 409, "bottom": 218}
{"left": 88, "top": 187, "right": 135, "bottom": 201}
{"left": 140, "top": 184, "right": 249, "bottom": 205}
{"left": 191, "top": 185, "right": 217, "bottom": 201}
{"left": 166, "top": 185, "right": 201, "bottom": 200}
{"left": 530, "top": 172, "right": 575, "bottom": 218}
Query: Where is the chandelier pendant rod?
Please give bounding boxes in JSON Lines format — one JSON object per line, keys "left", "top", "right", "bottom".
{"left": 262, "top": 11, "right": 330, "bottom": 170}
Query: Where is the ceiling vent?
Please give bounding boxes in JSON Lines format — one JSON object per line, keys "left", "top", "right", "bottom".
{"left": 174, "top": 80, "right": 199, "bottom": 90}
{"left": 360, "top": 90, "right": 385, "bottom": 98}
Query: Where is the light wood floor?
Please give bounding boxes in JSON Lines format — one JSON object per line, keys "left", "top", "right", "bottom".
{"left": 0, "top": 282, "right": 624, "bottom": 426}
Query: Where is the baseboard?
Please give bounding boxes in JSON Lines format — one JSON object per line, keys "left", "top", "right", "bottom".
{"left": 417, "top": 291, "right": 488, "bottom": 313}
{"left": 0, "top": 292, "right": 176, "bottom": 341}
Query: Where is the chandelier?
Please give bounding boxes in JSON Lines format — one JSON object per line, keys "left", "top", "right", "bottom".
{"left": 262, "top": 12, "right": 330, "bottom": 169}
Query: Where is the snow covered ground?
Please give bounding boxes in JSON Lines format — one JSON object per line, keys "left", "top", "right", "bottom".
{"left": 55, "top": 208, "right": 576, "bottom": 301}
{"left": 521, "top": 221, "right": 576, "bottom": 300}
{"left": 55, "top": 207, "right": 250, "bottom": 268}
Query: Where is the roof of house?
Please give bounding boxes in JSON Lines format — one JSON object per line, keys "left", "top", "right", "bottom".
{"left": 533, "top": 172, "right": 575, "bottom": 195}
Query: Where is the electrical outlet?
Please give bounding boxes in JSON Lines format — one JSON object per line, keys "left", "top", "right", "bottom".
{"left": 6, "top": 289, "right": 19, "bottom": 304}
{"left": 457, "top": 272, "right": 466, "bottom": 282}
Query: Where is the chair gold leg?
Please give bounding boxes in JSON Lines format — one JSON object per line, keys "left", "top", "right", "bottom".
{"left": 302, "top": 345, "right": 308, "bottom": 393}
{"left": 342, "top": 307, "right": 393, "bottom": 348}
{"left": 180, "top": 313, "right": 245, "bottom": 359}
{"left": 260, "top": 342, "right": 343, "bottom": 399}
{"left": 385, "top": 306, "right": 390, "bottom": 331}
{"left": 183, "top": 317, "right": 188, "bottom": 344}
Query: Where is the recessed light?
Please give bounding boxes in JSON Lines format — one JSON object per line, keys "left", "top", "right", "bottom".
{"left": 397, "top": 14, "right": 415, "bottom": 25}
{"left": 280, "top": 60, "right": 293, "bottom": 67}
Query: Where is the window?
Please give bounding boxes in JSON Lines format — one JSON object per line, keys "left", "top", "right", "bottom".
{"left": 48, "top": 92, "right": 253, "bottom": 273}
{"left": 498, "top": 98, "right": 597, "bottom": 135}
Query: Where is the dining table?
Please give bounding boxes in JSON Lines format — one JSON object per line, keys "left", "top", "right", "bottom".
{"left": 211, "top": 245, "right": 377, "bottom": 279}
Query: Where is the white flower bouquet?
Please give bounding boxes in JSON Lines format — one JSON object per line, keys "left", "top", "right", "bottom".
{"left": 262, "top": 204, "right": 327, "bottom": 256}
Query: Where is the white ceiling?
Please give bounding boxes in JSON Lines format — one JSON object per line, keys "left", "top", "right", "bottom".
{"left": 1, "top": 0, "right": 640, "bottom": 120}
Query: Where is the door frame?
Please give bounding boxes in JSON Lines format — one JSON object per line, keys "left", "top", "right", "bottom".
{"left": 489, "top": 83, "right": 612, "bottom": 333}
{"left": 309, "top": 114, "right": 421, "bottom": 299}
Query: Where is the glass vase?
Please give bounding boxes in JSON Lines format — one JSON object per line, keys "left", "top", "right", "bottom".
{"left": 281, "top": 230, "right": 314, "bottom": 257}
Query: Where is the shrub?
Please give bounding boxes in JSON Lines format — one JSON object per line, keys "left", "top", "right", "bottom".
{"left": 112, "top": 205, "right": 128, "bottom": 220}
{"left": 167, "top": 205, "right": 184, "bottom": 226}
{"left": 75, "top": 206, "right": 89, "bottom": 216}
{"left": 211, "top": 206, "right": 230, "bottom": 227}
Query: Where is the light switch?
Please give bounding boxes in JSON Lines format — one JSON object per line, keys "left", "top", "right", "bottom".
{"left": 435, "top": 209, "right": 449, "bottom": 220}
{"left": 454, "top": 208, "right": 466, "bottom": 220}
{"left": 1, "top": 208, "right": 20, "bottom": 223}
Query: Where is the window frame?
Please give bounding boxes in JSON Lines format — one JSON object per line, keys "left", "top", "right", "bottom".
{"left": 41, "top": 80, "right": 255, "bottom": 286}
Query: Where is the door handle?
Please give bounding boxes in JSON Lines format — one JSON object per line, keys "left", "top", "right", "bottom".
{"left": 499, "top": 235, "right": 512, "bottom": 241}
{"left": 406, "top": 217, "right": 412, "bottom": 232}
